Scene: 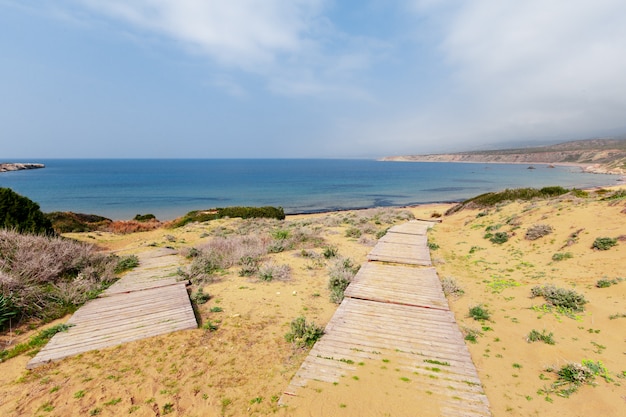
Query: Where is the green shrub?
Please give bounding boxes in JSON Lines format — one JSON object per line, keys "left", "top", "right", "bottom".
{"left": 446, "top": 186, "right": 570, "bottom": 214}
{"left": 531, "top": 285, "right": 587, "bottom": 312}
{"left": 133, "top": 213, "right": 156, "bottom": 222}
{"left": 527, "top": 329, "right": 555, "bottom": 345}
{"left": 0, "top": 188, "right": 54, "bottom": 235}
{"left": 596, "top": 278, "right": 617, "bottom": 288}
{"left": 552, "top": 252, "right": 573, "bottom": 261}
{"left": 172, "top": 206, "right": 285, "bottom": 227}
{"left": 238, "top": 256, "right": 259, "bottom": 277}
{"left": 114, "top": 255, "right": 139, "bottom": 274}
{"left": 284, "top": 316, "right": 324, "bottom": 348}
{"left": 191, "top": 287, "right": 210, "bottom": 304}
{"left": 592, "top": 237, "right": 617, "bottom": 250}
{"left": 427, "top": 241, "right": 439, "bottom": 250}
{"left": 46, "top": 212, "right": 112, "bottom": 233}
{"left": 345, "top": 227, "right": 362, "bottom": 238}
{"left": 468, "top": 304, "right": 490, "bottom": 321}
{"left": 489, "top": 232, "right": 509, "bottom": 244}
{"left": 570, "top": 188, "right": 589, "bottom": 198}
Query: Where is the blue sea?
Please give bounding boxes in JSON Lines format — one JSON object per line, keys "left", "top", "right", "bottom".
{"left": 0, "top": 159, "right": 619, "bottom": 220}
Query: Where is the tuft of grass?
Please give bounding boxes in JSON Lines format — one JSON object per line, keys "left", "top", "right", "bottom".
{"left": 441, "top": 277, "right": 464, "bottom": 297}
{"left": 114, "top": 255, "right": 140, "bottom": 274}
{"left": 551, "top": 252, "right": 573, "bottom": 261}
{"left": 527, "top": 329, "right": 555, "bottom": 345}
{"left": 284, "top": 316, "right": 324, "bottom": 348}
{"left": 468, "top": 304, "right": 490, "bottom": 321}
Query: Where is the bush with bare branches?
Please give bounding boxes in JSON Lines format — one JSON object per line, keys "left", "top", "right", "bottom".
{"left": 0, "top": 230, "right": 117, "bottom": 325}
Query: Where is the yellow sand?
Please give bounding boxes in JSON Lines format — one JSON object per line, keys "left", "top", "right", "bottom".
{"left": 0, "top": 194, "right": 624, "bottom": 416}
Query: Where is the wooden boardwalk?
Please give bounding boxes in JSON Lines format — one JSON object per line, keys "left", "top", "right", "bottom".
{"left": 281, "top": 221, "right": 491, "bottom": 416}
{"left": 27, "top": 249, "right": 197, "bottom": 369}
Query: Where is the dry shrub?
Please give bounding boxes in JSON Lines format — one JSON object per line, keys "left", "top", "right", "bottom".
{"left": 106, "top": 219, "right": 162, "bottom": 234}
{"left": 0, "top": 230, "right": 117, "bottom": 323}
{"left": 525, "top": 224, "right": 553, "bottom": 240}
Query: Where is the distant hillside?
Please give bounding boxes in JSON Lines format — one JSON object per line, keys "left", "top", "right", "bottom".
{"left": 381, "top": 138, "right": 626, "bottom": 174}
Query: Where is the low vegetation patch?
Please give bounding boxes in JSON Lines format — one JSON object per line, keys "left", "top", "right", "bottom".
{"left": 446, "top": 186, "right": 570, "bottom": 214}
{"left": 114, "top": 255, "right": 139, "bottom": 274}
{"left": 328, "top": 258, "right": 359, "bottom": 304}
{"left": 592, "top": 237, "right": 617, "bottom": 251}
{"left": 172, "top": 206, "right": 285, "bottom": 227}
{"left": 525, "top": 224, "right": 553, "bottom": 240}
{"left": 531, "top": 285, "right": 587, "bottom": 314}
{"left": 441, "top": 276, "right": 464, "bottom": 297}
{"left": 0, "top": 188, "right": 54, "bottom": 235}
{"left": 0, "top": 323, "right": 73, "bottom": 362}
{"left": 542, "top": 360, "right": 612, "bottom": 398}
{"left": 552, "top": 252, "right": 573, "bottom": 261}
{"left": 468, "top": 304, "right": 491, "bottom": 321}
{"left": 284, "top": 316, "right": 324, "bottom": 348}
{"left": 527, "top": 329, "right": 555, "bottom": 345}
{"left": 46, "top": 211, "right": 112, "bottom": 233}
{"left": 0, "top": 230, "right": 118, "bottom": 325}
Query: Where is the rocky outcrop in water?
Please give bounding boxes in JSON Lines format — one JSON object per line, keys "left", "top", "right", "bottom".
{"left": 0, "top": 163, "right": 45, "bottom": 172}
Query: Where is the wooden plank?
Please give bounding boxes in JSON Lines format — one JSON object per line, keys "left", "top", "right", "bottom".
{"left": 281, "top": 221, "right": 491, "bottom": 416}
{"left": 26, "top": 250, "right": 197, "bottom": 369}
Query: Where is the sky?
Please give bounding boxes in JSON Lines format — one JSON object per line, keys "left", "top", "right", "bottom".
{"left": 2, "top": 0, "right": 626, "bottom": 159}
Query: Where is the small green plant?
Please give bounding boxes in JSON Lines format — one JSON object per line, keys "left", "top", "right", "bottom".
{"left": 322, "top": 246, "right": 338, "bottom": 259}
{"left": 596, "top": 278, "right": 618, "bottom": 288}
{"left": 552, "top": 252, "right": 573, "bottom": 261}
{"left": 468, "top": 304, "right": 490, "bottom": 321}
{"left": 202, "top": 321, "right": 218, "bottom": 332}
{"left": 427, "top": 241, "right": 440, "bottom": 250}
{"left": 162, "top": 402, "right": 174, "bottom": 414}
{"left": 463, "top": 328, "right": 482, "bottom": 343}
{"left": 0, "top": 294, "right": 18, "bottom": 329}
{"left": 114, "top": 255, "right": 140, "bottom": 274}
{"left": 191, "top": 287, "right": 211, "bottom": 304}
{"left": 210, "top": 306, "right": 223, "bottom": 313}
{"left": 73, "top": 390, "right": 86, "bottom": 399}
{"left": 104, "top": 398, "right": 122, "bottom": 406}
{"left": 592, "top": 237, "right": 617, "bottom": 250}
{"left": 284, "top": 316, "right": 324, "bottom": 348}
{"left": 489, "top": 232, "right": 509, "bottom": 244}
{"left": 89, "top": 408, "right": 102, "bottom": 416}
{"left": 527, "top": 329, "right": 555, "bottom": 345}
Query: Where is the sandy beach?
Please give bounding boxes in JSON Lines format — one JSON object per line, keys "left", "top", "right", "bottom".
{"left": 0, "top": 192, "right": 624, "bottom": 416}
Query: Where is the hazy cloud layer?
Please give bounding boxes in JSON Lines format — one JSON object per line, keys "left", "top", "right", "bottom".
{"left": 1, "top": 0, "right": 625, "bottom": 157}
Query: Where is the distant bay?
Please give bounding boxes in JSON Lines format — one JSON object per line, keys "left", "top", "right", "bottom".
{"left": 0, "top": 159, "right": 619, "bottom": 220}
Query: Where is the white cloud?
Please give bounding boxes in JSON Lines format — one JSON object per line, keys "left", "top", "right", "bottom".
{"left": 77, "top": 0, "right": 326, "bottom": 70}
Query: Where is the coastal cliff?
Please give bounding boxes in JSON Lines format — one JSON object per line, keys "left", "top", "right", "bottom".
{"left": 0, "top": 163, "right": 45, "bottom": 172}
{"left": 381, "top": 138, "right": 626, "bottom": 175}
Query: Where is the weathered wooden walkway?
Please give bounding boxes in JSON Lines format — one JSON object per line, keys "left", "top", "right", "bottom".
{"left": 27, "top": 248, "right": 197, "bottom": 369}
{"left": 281, "top": 221, "right": 491, "bottom": 416}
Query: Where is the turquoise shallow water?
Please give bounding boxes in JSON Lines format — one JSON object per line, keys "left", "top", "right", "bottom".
{"left": 0, "top": 159, "right": 619, "bottom": 220}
